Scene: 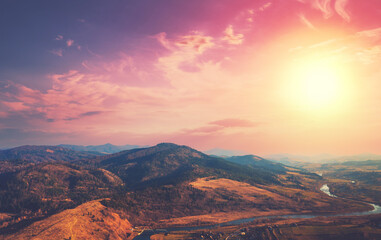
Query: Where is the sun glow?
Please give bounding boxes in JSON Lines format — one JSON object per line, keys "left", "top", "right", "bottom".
{"left": 298, "top": 61, "right": 340, "bottom": 107}
{"left": 285, "top": 57, "right": 353, "bottom": 113}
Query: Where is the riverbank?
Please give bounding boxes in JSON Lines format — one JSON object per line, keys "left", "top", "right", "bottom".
{"left": 132, "top": 184, "right": 381, "bottom": 240}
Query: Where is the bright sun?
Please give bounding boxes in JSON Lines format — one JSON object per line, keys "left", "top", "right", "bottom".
{"left": 285, "top": 57, "right": 350, "bottom": 112}
{"left": 299, "top": 61, "right": 340, "bottom": 107}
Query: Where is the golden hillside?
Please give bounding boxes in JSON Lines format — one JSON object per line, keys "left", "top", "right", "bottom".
{"left": 3, "top": 199, "right": 133, "bottom": 240}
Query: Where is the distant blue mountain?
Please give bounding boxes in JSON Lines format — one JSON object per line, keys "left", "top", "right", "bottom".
{"left": 0, "top": 145, "right": 103, "bottom": 163}
{"left": 58, "top": 143, "right": 148, "bottom": 154}
{"left": 204, "top": 148, "right": 248, "bottom": 157}
{"left": 265, "top": 153, "right": 381, "bottom": 165}
{"left": 224, "top": 155, "right": 288, "bottom": 173}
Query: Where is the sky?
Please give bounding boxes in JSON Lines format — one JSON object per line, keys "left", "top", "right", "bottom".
{"left": 1, "top": 0, "right": 381, "bottom": 155}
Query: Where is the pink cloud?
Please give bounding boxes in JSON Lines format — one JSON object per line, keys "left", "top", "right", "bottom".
{"left": 1, "top": 68, "right": 167, "bottom": 126}
{"left": 259, "top": 2, "right": 272, "bottom": 12}
{"left": 182, "top": 125, "right": 224, "bottom": 135}
{"left": 153, "top": 32, "right": 172, "bottom": 50}
{"left": 0, "top": 80, "right": 42, "bottom": 105}
{"left": 1, "top": 101, "right": 30, "bottom": 111}
{"left": 223, "top": 25, "right": 244, "bottom": 45}
{"left": 154, "top": 32, "right": 214, "bottom": 54}
{"left": 66, "top": 39, "right": 74, "bottom": 47}
{"left": 154, "top": 31, "right": 223, "bottom": 84}
{"left": 174, "top": 33, "right": 214, "bottom": 53}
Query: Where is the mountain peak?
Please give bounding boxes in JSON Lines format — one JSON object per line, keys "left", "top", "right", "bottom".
{"left": 156, "top": 142, "right": 181, "bottom": 148}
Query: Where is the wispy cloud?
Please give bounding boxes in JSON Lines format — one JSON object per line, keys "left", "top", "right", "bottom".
{"left": 356, "top": 28, "right": 381, "bottom": 41}
{"left": 182, "top": 125, "right": 224, "bottom": 135}
{"left": 334, "top": 0, "right": 350, "bottom": 22}
{"left": 154, "top": 31, "right": 214, "bottom": 54}
{"left": 55, "top": 35, "right": 63, "bottom": 41}
{"left": 79, "top": 111, "right": 104, "bottom": 117}
{"left": 209, "top": 118, "right": 258, "bottom": 128}
{"left": 313, "top": 0, "right": 333, "bottom": 19}
{"left": 298, "top": 0, "right": 351, "bottom": 22}
{"left": 356, "top": 46, "right": 381, "bottom": 65}
{"left": 62, "top": 111, "right": 105, "bottom": 122}
{"left": 298, "top": 13, "right": 316, "bottom": 30}
{"left": 259, "top": 2, "right": 273, "bottom": 12}
{"left": 50, "top": 49, "right": 63, "bottom": 57}
{"left": 288, "top": 26, "right": 381, "bottom": 66}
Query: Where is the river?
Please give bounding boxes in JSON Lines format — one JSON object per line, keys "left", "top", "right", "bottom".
{"left": 133, "top": 184, "right": 381, "bottom": 239}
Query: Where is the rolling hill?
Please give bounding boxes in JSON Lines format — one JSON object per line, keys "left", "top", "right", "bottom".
{"left": 204, "top": 148, "right": 248, "bottom": 157}
{"left": 224, "top": 155, "right": 290, "bottom": 173}
{"left": 79, "top": 143, "right": 364, "bottom": 227}
{"left": 0, "top": 162, "right": 122, "bottom": 217}
{"left": 58, "top": 143, "right": 147, "bottom": 154}
{"left": 3, "top": 199, "right": 134, "bottom": 240}
{"left": 83, "top": 143, "right": 280, "bottom": 189}
{"left": 0, "top": 145, "right": 103, "bottom": 163}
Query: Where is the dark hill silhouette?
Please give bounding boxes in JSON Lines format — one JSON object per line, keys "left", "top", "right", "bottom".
{"left": 0, "top": 145, "right": 103, "bottom": 163}
{"left": 82, "top": 143, "right": 279, "bottom": 189}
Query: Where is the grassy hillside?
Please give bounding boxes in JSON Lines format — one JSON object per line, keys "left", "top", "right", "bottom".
{"left": 0, "top": 162, "right": 122, "bottom": 215}
{"left": 3, "top": 200, "right": 133, "bottom": 240}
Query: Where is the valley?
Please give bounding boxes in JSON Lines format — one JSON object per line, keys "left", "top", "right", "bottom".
{"left": 0, "top": 143, "right": 379, "bottom": 239}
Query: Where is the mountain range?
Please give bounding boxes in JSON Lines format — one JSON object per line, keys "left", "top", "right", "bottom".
{"left": 58, "top": 143, "right": 147, "bottom": 154}
{"left": 0, "top": 145, "right": 103, "bottom": 163}
{"left": 0, "top": 143, "right": 375, "bottom": 239}
{"left": 266, "top": 153, "right": 381, "bottom": 165}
